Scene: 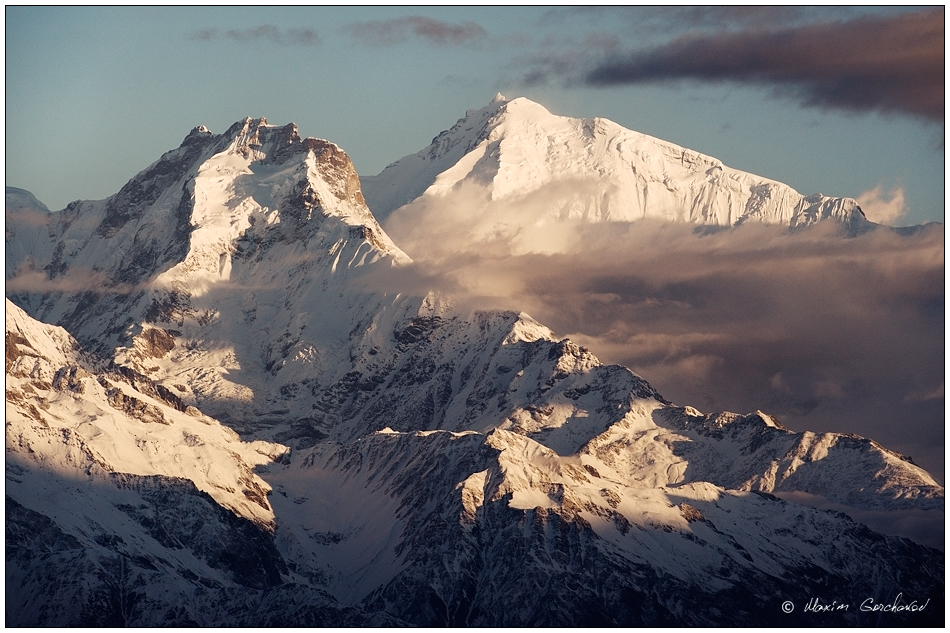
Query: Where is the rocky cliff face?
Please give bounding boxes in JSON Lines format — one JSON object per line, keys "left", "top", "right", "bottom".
{"left": 5, "top": 115, "right": 942, "bottom": 626}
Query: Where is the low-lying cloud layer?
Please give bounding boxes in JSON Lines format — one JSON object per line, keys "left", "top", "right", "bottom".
{"left": 376, "top": 187, "right": 945, "bottom": 480}
{"left": 6, "top": 260, "right": 140, "bottom": 295}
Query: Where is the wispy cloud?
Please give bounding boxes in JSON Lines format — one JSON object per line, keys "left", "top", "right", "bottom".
{"left": 856, "top": 184, "right": 908, "bottom": 226}
{"left": 775, "top": 491, "right": 944, "bottom": 550}
{"left": 6, "top": 267, "right": 138, "bottom": 295}
{"left": 188, "top": 25, "right": 321, "bottom": 46}
{"left": 345, "top": 16, "right": 487, "bottom": 47}
{"left": 5, "top": 206, "right": 52, "bottom": 227}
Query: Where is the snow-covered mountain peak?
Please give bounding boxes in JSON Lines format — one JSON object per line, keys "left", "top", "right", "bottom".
{"left": 6, "top": 186, "right": 51, "bottom": 215}
{"left": 183, "top": 124, "right": 214, "bottom": 145}
{"left": 6, "top": 118, "right": 410, "bottom": 373}
{"left": 495, "top": 94, "right": 556, "bottom": 118}
{"left": 184, "top": 116, "right": 379, "bottom": 225}
{"left": 161, "top": 117, "right": 372, "bottom": 220}
{"left": 362, "top": 96, "right": 871, "bottom": 235}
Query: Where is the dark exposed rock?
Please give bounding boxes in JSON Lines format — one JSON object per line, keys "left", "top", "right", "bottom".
{"left": 8, "top": 474, "right": 405, "bottom": 627}
{"left": 95, "top": 127, "right": 214, "bottom": 239}
{"left": 143, "top": 290, "right": 192, "bottom": 326}
{"left": 679, "top": 502, "right": 705, "bottom": 522}
{"left": 5, "top": 331, "right": 35, "bottom": 371}
{"left": 343, "top": 433, "right": 945, "bottom": 627}
{"left": 52, "top": 365, "right": 89, "bottom": 393}
{"left": 394, "top": 316, "right": 443, "bottom": 346}
{"left": 135, "top": 327, "right": 176, "bottom": 359}
{"left": 348, "top": 225, "right": 388, "bottom": 251}
{"left": 99, "top": 377, "right": 168, "bottom": 425}
{"left": 43, "top": 241, "right": 68, "bottom": 278}
{"left": 110, "top": 473, "right": 284, "bottom": 587}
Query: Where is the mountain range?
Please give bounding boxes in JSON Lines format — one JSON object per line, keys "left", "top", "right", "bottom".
{"left": 6, "top": 97, "right": 943, "bottom": 626}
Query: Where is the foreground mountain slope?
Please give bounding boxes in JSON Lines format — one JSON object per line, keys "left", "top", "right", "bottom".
{"left": 6, "top": 300, "right": 943, "bottom": 625}
{"left": 5, "top": 113, "right": 943, "bottom": 625}
{"left": 290, "top": 428, "right": 941, "bottom": 626}
{"left": 5, "top": 299, "right": 404, "bottom": 626}
{"left": 5, "top": 299, "right": 285, "bottom": 526}
{"left": 362, "top": 95, "right": 870, "bottom": 239}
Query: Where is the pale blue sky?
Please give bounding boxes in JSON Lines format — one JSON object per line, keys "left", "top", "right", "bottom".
{"left": 6, "top": 6, "right": 943, "bottom": 225}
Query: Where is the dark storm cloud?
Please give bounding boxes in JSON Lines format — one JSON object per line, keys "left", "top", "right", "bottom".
{"left": 345, "top": 16, "right": 487, "bottom": 47}
{"left": 188, "top": 25, "right": 321, "bottom": 46}
{"left": 585, "top": 8, "right": 944, "bottom": 122}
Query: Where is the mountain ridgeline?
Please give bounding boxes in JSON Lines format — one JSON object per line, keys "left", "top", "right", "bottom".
{"left": 5, "top": 98, "right": 942, "bottom": 626}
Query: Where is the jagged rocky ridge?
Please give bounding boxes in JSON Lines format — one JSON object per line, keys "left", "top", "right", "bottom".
{"left": 5, "top": 114, "right": 943, "bottom": 625}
